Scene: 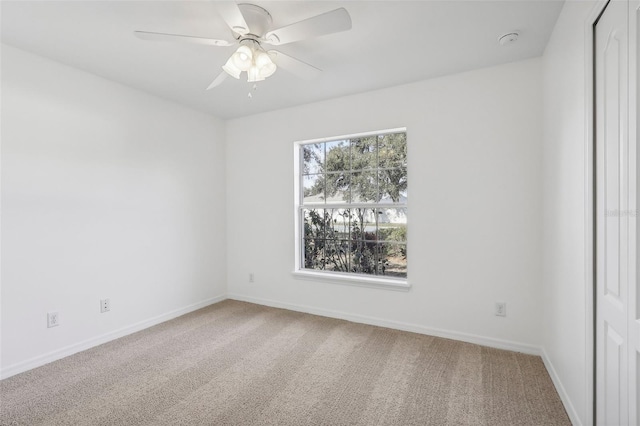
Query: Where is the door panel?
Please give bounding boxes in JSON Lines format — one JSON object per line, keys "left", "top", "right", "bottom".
{"left": 596, "top": 0, "right": 632, "bottom": 424}
{"left": 605, "top": 325, "right": 623, "bottom": 425}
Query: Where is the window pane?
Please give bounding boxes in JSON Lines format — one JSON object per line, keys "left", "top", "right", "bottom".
{"left": 325, "top": 140, "right": 350, "bottom": 172}
{"left": 324, "top": 240, "right": 350, "bottom": 273}
{"left": 377, "top": 242, "right": 407, "bottom": 278}
{"left": 351, "top": 171, "right": 378, "bottom": 203}
{"left": 303, "top": 239, "right": 325, "bottom": 270}
{"left": 303, "top": 209, "right": 325, "bottom": 240}
{"left": 349, "top": 239, "right": 377, "bottom": 275}
{"left": 379, "top": 167, "right": 407, "bottom": 203}
{"left": 325, "top": 172, "right": 350, "bottom": 204}
{"left": 302, "top": 143, "right": 324, "bottom": 174}
{"left": 303, "top": 174, "right": 324, "bottom": 204}
{"left": 400, "top": 186, "right": 408, "bottom": 200}
{"left": 349, "top": 208, "right": 377, "bottom": 241}
{"left": 351, "top": 136, "right": 377, "bottom": 170}
{"left": 378, "top": 133, "right": 407, "bottom": 169}
{"left": 326, "top": 208, "right": 350, "bottom": 240}
{"left": 378, "top": 208, "right": 407, "bottom": 243}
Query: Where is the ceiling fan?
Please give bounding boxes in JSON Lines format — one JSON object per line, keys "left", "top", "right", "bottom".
{"left": 134, "top": 2, "right": 352, "bottom": 90}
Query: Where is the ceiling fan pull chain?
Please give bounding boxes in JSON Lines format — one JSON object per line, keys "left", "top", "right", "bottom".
{"left": 248, "top": 83, "right": 259, "bottom": 99}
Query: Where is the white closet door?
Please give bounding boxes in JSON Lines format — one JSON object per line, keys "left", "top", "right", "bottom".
{"left": 595, "top": 0, "right": 636, "bottom": 424}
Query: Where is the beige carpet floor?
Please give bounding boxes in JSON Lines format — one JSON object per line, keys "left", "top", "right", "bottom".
{"left": 1, "top": 300, "right": 570, "bottom": 425}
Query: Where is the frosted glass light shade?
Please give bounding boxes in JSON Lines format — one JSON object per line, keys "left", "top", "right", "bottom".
{"left": 247, "top": 65, "right": 265, "bottom": 83}
{"left": 255, "top": 51, "right": 277, "bottom": 78}
{"left": 222, "top": 57, "right": 241, "bottom": 79}
{"left": 232, "top": 45, "right": 253, "bottom": 71}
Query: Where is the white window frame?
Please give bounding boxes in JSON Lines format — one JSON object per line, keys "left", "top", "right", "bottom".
{"left": 292, "top": 127, "right": 410, "bottom": 291}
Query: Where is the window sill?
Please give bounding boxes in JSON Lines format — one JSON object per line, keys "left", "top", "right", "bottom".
{"left": 292, "top": 270, "right": 410, "bottom": 291}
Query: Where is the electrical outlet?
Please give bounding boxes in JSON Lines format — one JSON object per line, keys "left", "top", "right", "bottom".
{"left": 100, "top": 299, "right": 110, "bottom": 313}
{"left": 47, "top": 312, "right": 59, "bottom": 328}
{"left": 495, "top": 302, "right": 507, "bottom": 317}
{"left": 249, "top": 273, "right": 254, "bottom": 283}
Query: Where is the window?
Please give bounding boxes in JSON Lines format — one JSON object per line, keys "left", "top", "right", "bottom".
{"left": 294, "top": 128, "right": 408, "bottom": 287}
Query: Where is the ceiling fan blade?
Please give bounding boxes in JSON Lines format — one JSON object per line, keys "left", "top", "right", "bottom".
{"left": 264, "top": 8, "right": 351, "bottom": 46}
{"left": 206, "top": 71, "right": 229, "bottom": 90}
{"left": 134, "top": 31, "right": 232, "bottom": 47}
{"left": 216, "top": 2, "right": 250, "bottom": 35}
{"left": 269, "top": 51, "right": 321, "bottom": 80}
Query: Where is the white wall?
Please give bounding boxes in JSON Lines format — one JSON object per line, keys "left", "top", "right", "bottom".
{"left": 541, "top": 1, "right": 599, "bottom": 425}
{"left": 226, "top": 58, "right": 543, "bottom": 352}
{"left": 0, "top": 45, "right": 227, "bottom": 377}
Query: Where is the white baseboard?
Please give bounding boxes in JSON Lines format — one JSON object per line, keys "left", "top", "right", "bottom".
{"left": 227, "top": 293, "right": 541, "bottom": 356}
{"left": 541, "top": 348, "right": 582, "bottom": 426}
{"left": 0, "top": 295, "right": 226, "bottom": 380}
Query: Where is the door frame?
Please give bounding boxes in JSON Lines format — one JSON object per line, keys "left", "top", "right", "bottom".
{"left": 586, "top": 2, "right": 609, "bottom": 425}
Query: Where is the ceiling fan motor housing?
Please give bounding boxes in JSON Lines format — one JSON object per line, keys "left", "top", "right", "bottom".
{"left": 236, "top": 3, "right": 272, "bottom": 39}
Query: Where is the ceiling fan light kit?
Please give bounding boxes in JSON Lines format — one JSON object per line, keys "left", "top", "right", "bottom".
{"left": 134, "top": 2, "right": 352, "bottom": 91}
{"left": 222, "top": 39, "right": 277, "bottom": 82}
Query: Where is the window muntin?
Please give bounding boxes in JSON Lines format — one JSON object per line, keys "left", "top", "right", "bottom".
{"left": 297, "top": 129, "right": 407, "bottom": 280}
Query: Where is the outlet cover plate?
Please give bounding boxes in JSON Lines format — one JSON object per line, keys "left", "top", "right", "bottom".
{"left": 100, "top": 299, "right": 110, "bottom": 313}
{"left": 495, "top": 302, "right": 507, "bottom": 317}
{"left": 47, "top": 312, "right": 59, "bottom": 328}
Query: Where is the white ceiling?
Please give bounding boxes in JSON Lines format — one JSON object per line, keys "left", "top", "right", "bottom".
{"left": 1, "top": 1, "right": 564, "bottom": 119}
